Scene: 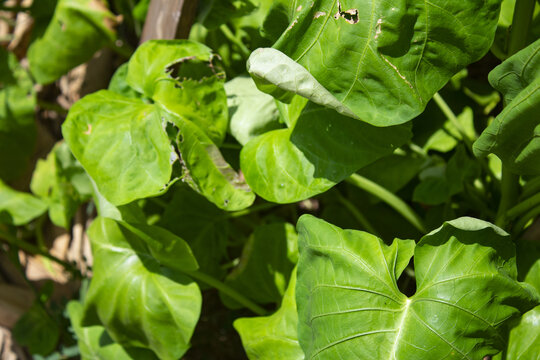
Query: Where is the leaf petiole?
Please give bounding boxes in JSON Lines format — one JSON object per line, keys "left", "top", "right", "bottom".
{"left": 186, "top": 270, "right": 268, "bottom": 316}
{"left": 346, "top": 174, "right": 427, "bottom": 233}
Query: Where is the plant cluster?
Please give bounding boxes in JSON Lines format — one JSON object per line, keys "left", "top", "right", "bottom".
{"left": 1, "top": 0, "right": 540, "bottom": 359}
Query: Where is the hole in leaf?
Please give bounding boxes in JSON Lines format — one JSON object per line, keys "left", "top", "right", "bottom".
{"left": 166, "top": 56, "right": 224, "bottom": 82}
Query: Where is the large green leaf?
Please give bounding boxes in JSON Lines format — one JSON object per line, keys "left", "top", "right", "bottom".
{"left": 175, "top": 118, "right": 255, "bottom": 211}
{"left": 222, "top": 222, "right": 298, "bottom": 308}
{"left": 296, "top": 215, "right": 539, "bottom": 359}
{"left": 0, "top": 48, "right": 36, "bottom": 181}
{"left": 0, "top": 179, "right": 47, "bottom": 225}
{"left": 31, "top": 142, "right": 92, "bottom": 228}
{"left": 248, "top": 0, "right": 501, "bottom": 126}
{"left": 506, "top": 306, "right": 540, "bottom": 360}
{"left": 474, "top": 39, "right": 540, "bottom": 175}
{"left": 83, "top": 217, "right": 201, "bottom": 360}
{"left": 127, "top": 40, "right": 228, "bottom": 144}
{"left": 62, "top": 90, "right": 174, "bottom": 206}
{"left": 68, "top": 301, "right": 156, "bottom": 360}
{"left": 225, "top": 75, "right": 282, "bottom": 146}
{"left": 234, "top": 268, "right": 304, "bottom": 360}
{"left": 240, "top": 103, "right": 411, "bottom": 203}
{"left": 27, "top": 0, "right": 117, "bottom": 84}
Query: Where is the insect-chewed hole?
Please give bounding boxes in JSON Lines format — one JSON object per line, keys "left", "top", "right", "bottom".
{"left": 166, "top": 57, "right": 224, "bottom": 82}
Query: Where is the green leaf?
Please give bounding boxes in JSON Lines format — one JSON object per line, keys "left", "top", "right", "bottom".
{"left": 506, "top": 306, "right": 540, "bottom": 360}
{"left": 31, "top": 142, "right": 92, "bottom": 228}
{"left": 225, "top": 75, "right": 282, "bottom": 146}
{"left": 127, "top": 40, "right": 228, "bottom": 144}
{"left": 159, "top": 184, "right": 228, "bottom": 279}
{"left": 248, "top": 0, "right": 501, "bottom": 126}
{"left": 83, "top": 217, "right": 201, "bottom": 360}
{"left": 12, "top": 303, "right": 60, "bottom": 355}
{"left": 67, "top": 301, "right": 154, "bottom": 360}
{"left": 0, "top": 179, "right": 47, "bottom": 225}
{"left": 296, "top": 215, "right": 539, "bottom": 359}
{"left": 240, "top": 103, "right": 411, "bottom": 203}
{"left": 474, "top": 39, "right": 540, "bottom": 175}
{"left": 108, "top": 63, "right": 141, "bottom": 99}
{"left": 234, "top": 268, "right": 304, "bottom": 360}
{"left": 413, "top": 146, "right": 479, "bottom": 205}
{"left": 0, "top": 48, "right": 36, "bottom": 181}
{"left": 28, "top": 0, "right": 117, "bottom": 84}
{"left": 62, "top": 90, "right": 174, "bottom": 206}
{"left": 176, "top": 118, "right": 255, "bottom": 211}
{"left": 424, "top": 107, "right": 475, "bottom": 153}
{"left": 222, "top": 222, "right": 298, "bottom": 308}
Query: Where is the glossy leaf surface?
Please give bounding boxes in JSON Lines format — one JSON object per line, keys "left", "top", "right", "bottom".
{"left": 0, "top": 179, "right": 47, "bottom": 225}
{"left": 68, "top": 301, "right": 155, "bottom": 360}
{"left": 62, "top": 90, "right": 174, "bottom": 205}
{"left": 240, "top": 103, "right": 411, "bottom": 203}
{"left": 248, "top": 0, "right": 501, "bottom": 126}
{"left": 176, "top": 119, "right": 255, "bottom": 211}
{"left": 127, "top": 40, "right": 228, "bottom": 144}
{"left": 83, "top": 217, "right": 201, "bottom": 360}
{"left": 296, "top": 216, "right": 539, "bottom": 359}
{"left": 474, "top": 39, "right": 540, "bottom": 175}
{"left": 28, "top": 0, "right": 117, "bottom": 84}
{"left": 225, "top": 75, "right": 282, "bottom": 146}
{"left": 506, "top": 306, "right": 540, "bottom": 359}
{"left": 235, "top": 268, "right": 304, "bottom": 360}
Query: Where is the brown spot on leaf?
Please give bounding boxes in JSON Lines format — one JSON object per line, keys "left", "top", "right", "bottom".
{"left": 84, "top": 124, "right": 92, "bottom": 135}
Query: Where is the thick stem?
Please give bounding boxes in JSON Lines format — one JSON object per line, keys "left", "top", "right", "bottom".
{"left": 495, "top": 0, "right": 536, "bottom": 228}
{"left": 507, "top": 0, "right": 536, "bottom": 57}
{"left": 186, "top": 270, "right": 268, "bottom": 316}
{"left": 346, "top": 174, "right": 427, "bottom": 233}
{"left": 495, "top": 169, "right": 520, "bottom": 228}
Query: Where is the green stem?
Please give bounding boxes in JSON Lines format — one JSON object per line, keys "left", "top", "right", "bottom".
{"left": 495, "top": 169, "right": 520, "bottom": 228}
{"left": 224, "top": 202, "right": 279, "bottom": 219}
{"left": 186, "top": 270, "right": 268, "bottom": 316}
{"left": 0, "top": 229, "right": 81, "bottom": 277}
{"left": 494, "top": 0, "right": 535, "bottom": 228}
{"left": 336, "top": 193, "right": 379, "bottom": 236}
{"left": 433, "top": 92, "right": 474, "bottom": 148}
{"left": 219, "top": 24, "right": 251, "bottom": 57}
{"left": 506, "top": 192, "right": 540, "bottom": 221}
{"left": 521, "top": 176, "right": 540, "bottom": 200}
{"left": 433, "top": 93, "right": 499, "bottom": 188}
{"left": 514, "top": 204, "right": 540, "bottom": 234}
{"left": 346, "top": 174, "right": 427, "bottom": 233}
{"left": 507, "top": 0, "right": 536, "bottom": 57}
